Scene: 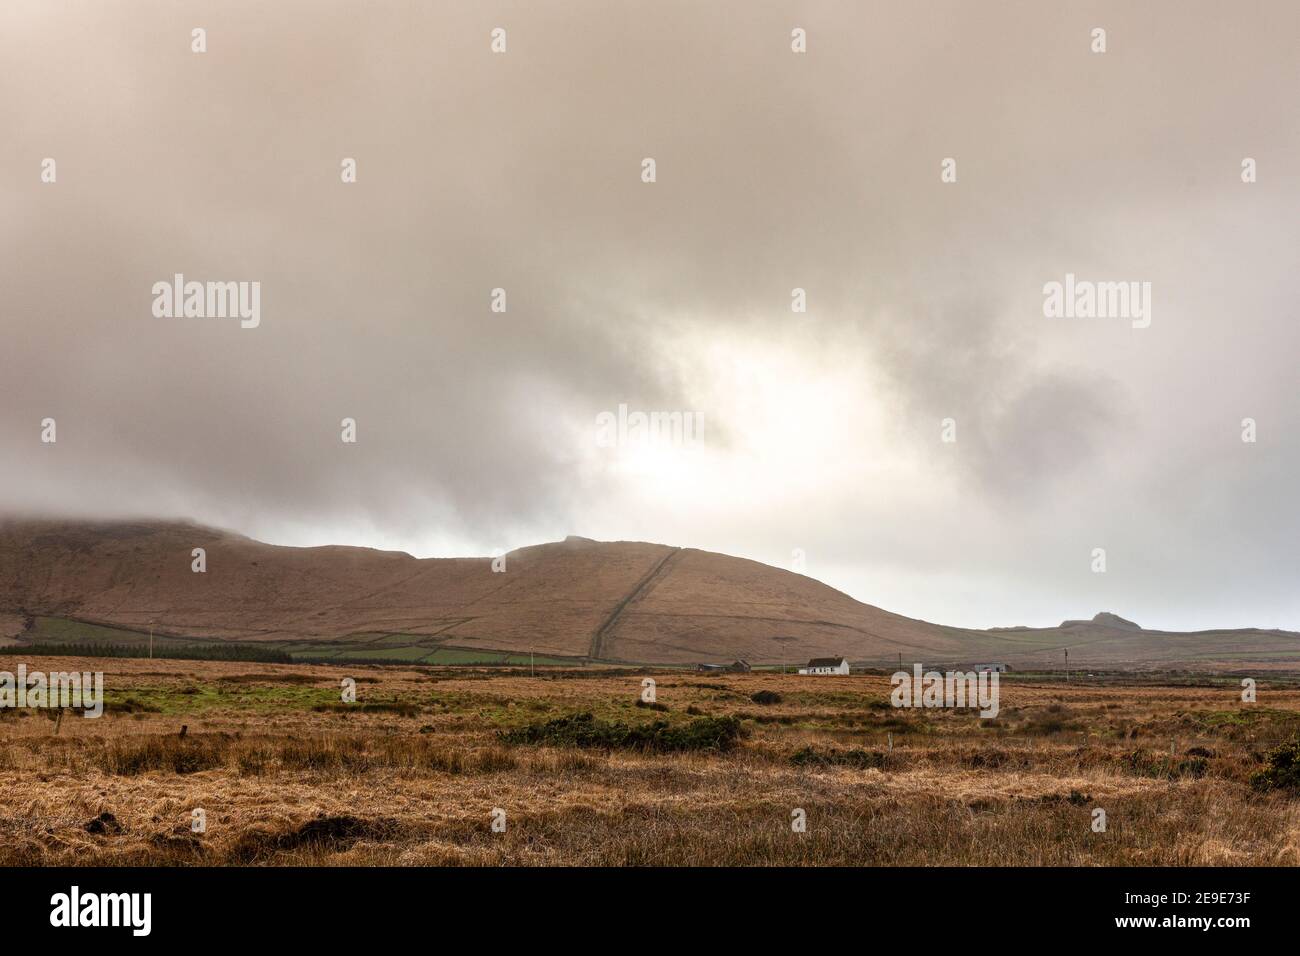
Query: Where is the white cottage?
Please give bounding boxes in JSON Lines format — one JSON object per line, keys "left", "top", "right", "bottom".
{"left": 798, "top": 657, "right": 850, "bottom": 675}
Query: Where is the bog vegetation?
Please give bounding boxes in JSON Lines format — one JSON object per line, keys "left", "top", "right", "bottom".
{"left": 1, "top": 656, "right": 1299, "bottom": 866}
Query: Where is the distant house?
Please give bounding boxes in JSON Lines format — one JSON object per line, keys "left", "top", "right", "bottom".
{"left": 696, "top": 660, "right": 750, "bottom": 673}
{"left": 798, "top": 657, "right": 850, "bottom": 676}
{"left": 971, "top": 662, "right": 1009, "bottom": 673}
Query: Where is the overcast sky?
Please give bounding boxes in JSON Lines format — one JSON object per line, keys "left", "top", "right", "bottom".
{"left": 2, "top": 1, "right": 1297, "bottom": 631}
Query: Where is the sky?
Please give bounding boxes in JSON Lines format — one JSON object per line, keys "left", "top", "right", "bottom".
{"left": 2, "top": 1, "right": 1298, "bottom": 632}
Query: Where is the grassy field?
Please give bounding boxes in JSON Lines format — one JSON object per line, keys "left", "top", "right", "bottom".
{"left": 1, "top": 656, "right": 1299, "bottom": 865}
{"left": 12, "top": 617, "right": 581, "bottom": 667}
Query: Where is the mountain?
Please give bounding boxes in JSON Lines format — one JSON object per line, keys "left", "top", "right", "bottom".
{"left": 1061, "top": 612, "right": 1142, "bottom": 631}
{"left": 1, "top": 518, "right": 1297, "bottom": 668}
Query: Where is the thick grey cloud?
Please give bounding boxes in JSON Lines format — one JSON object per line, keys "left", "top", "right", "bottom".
{"left": 1, "top": 1, "right": 1297, "bottom": 630}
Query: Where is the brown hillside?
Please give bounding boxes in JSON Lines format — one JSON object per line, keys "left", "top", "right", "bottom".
{"left": 1, "top": 519, "right": 1297, "bottom": 667}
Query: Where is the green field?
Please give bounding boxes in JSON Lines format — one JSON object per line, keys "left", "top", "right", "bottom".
{"left": 15, "top": 617, "right": 581, "bottom": 668}
{"left": 26, "top": 616, "right": 190, "bottom": 646}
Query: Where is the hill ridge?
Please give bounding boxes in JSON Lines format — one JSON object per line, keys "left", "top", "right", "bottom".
{"left": 2, "top": 518, "right": 1298, "bottom": 668}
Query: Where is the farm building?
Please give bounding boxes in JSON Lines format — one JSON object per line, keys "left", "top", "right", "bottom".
{"left": 696, "top": 660, "right": 751, "bottom": 673}
{"left": 798, "top": 657, "right": 850, "bottom": 676}
{"left": 971, "top": 662, "right": 1009, "bottom": 673}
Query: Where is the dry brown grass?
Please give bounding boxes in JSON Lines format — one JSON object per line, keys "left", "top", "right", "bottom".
{"left": 2, "top": 655, "right": 1299, "bottom": 865}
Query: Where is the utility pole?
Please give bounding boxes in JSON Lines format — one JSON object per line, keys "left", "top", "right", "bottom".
{"left": 1064, "top": 647, "right": 1069, "bottom": 682}
{"left": 149, "top": 620, "right": 154, "bottom": 660}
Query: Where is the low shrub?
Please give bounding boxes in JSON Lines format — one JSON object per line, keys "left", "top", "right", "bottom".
{"left": 1125, "top": 750, "right": 1208, "bottom": 780}
{"left": 790, "top": 746, "right": 886, "bottom": 770}
{"left": 1251, "top": 737, "right": 1300, "bottom": 792}
{"left": 311, "top": 701, "right": 417, "bottom": 717}
{"left": 499, "top": 712, "right": 743, "bottom": 752}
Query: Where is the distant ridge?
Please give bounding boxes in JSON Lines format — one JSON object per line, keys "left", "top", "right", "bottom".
{"left": 1061, "top": 612, "right": 1142, "bottom": 631}
{"left": 1, "top": 518, "right": 1298, "bottom": 669}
